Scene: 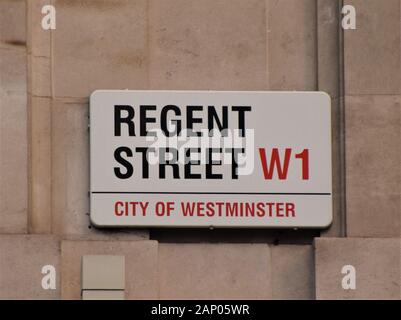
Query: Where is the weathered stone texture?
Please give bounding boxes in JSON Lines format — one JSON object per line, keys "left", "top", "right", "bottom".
{"left": 315, "top": 238, "right": 401, "bottom": 299}
{"left": 0, "top": 235, "right": 60, "bottom": 299}
{"left": 61, "top": 240, "right": 158, "bottom": 299}
{"left": 346, "top": 95, "right": 400, "bottom": 237}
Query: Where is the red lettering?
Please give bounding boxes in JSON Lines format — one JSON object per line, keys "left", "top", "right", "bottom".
{"left": 276, "top": 203, "right": 284, "bottom": 217}
{"left": 295, "top": 149, "right": 309, "bottom": 180}
{"left": 115, "top": 201, "right": 124, "bottom": 216}
{"left": 286, "top": 203, "right": 296, "bottom": 217}
{"left": 259, "top": 148, "right": 292, "bottom": 180}
{"left": 181, "top": 202, "right": 196, "bottom": 216}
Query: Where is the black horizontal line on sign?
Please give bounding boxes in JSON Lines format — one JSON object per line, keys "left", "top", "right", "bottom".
{"left": 91, "top": 192, "right": 331, "bottom": 195}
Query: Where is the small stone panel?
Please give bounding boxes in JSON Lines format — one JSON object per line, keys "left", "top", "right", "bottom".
{"left": 82, "top": 255, "right": 125, "bottom": 290}
{"left": 61, "top": 240, "right": 158, "bottom": 299}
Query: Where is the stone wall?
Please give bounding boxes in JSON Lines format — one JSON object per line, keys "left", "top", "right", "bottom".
{"left": 0, "top": 0, "right": 399, "bottom": 299}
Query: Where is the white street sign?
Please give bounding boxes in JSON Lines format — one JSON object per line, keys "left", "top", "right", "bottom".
{"left": 90, "top": 90, "right": 332, "bottom": 228}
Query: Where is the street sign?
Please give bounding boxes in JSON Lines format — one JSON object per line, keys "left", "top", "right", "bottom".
{"left": 90, "top": 90, "right": 332, "bottom": 228}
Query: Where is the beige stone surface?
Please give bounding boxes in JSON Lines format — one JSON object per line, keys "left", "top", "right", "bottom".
{"left": 27, "top": 0, "right": 52, "bottom": 57}
{"left": 29, "top": 55, "right": 51, "bottom": 97}
{"left": 317, "top": 0, "right": 340, "bottom": 99}
{"left": 0, "top": 48, "right": 27, "bottom": 94}
{"left": 61, "top": 240, "right": 158, "bottom": 299}
{"left": 82, "top": 290, "right": 124, "bottom": 300}
{"left": 149, "top": 0, "right": 266, "bottom": 90}
{"left": 158, "top": 243, "right": 272, "bottom": 299}
{"left": 322, "top": 97, "right": 346, "bottom": 237}
{"left": 26, "top": 1, "right": 53, "bottom": 233}
{"left": 0, "top": 235, "right": 60, "bottom": 299}
{"left": 267, "top": 0, "right": 317, "bottom": 90}
{"left": 51, "top": 99, "right": 90, "bottom": 235}
{"left": 82, "top": 255, "right": 125, "bottom": 290}
{"left": 53, "top": 0, "right": 148, "bottom": 98}
{"left": 29, "top": 96, "right": 52, "bottom": 233}
{"left": 0, "top": 0, "right": 26, "bottom": 49}
{"left": 344, "top": 0, "right": 400, "bottom": 95}
{"left": 51, "top": 99, "right": 148, "bottom": 239}
{"left": 346, "top": 95, "right": 401, "bottom": 237}
{"left": 0, "top": 47, "right": 28, "bottom": 234}
{"left": 0, "top": 93, "right": 28, "bottom": 233}
{"left": 315, "top": 238, "right": 401, "bottom": 299}
{"left": 271, "top": 245, "right": 315, "bottom": 299}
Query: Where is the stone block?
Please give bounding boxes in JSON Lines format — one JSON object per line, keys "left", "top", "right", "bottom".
{"left": 317, "top": 0, "right": 340, "bottom": 99}
{"left": 271, "top": 245, "right": 315, "bottom": 299}
{"left": 29, "top": 96, "right": 52, "bottom": 233}
{"left": 267, "top": 0, "right": 317, "bottom": 90}
{"left": 322, "top": 97, "right": 346, "bottom": 237}
{"left": 158, "top": 243, "right": 271, "bottom": 299}
{"left": 82, "top": 255, "right": 125, "bottom": 290}
{"left": 149, "top": 0, "right": 266, "bottom": 90}
{"left": 315, "top": 238, "right": 400, "bottom": 299}
{"left": 53, "top": 0, "right": 148, "bottom": 98}
{"left": 0, "top": 0, "right": 26, "bottom": 49}
{"left": 27, "top": 0, "right": 51, "bottom": 57}
{"left": 0, "top": 49, "right": 28, "bottom": 233}
{"left": 346, "top": 95, "right": 400, "bottom": 237}
{"left": 29, "top": 55, "right": 51, "bottom": 97}
{"left": 0, "top": 235, "right": 60, "bottom": 299}
{"left": 0, "top": 48, "right": 27, "bottom": 94}
{"left": 82, "top": 290, "right": 124, "bottom": 300}
{"left": 344, "top": 0, "right": 400, "bottom": 94}
{"left": 61, "top": 240, "right": 158, "bottom": 299}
